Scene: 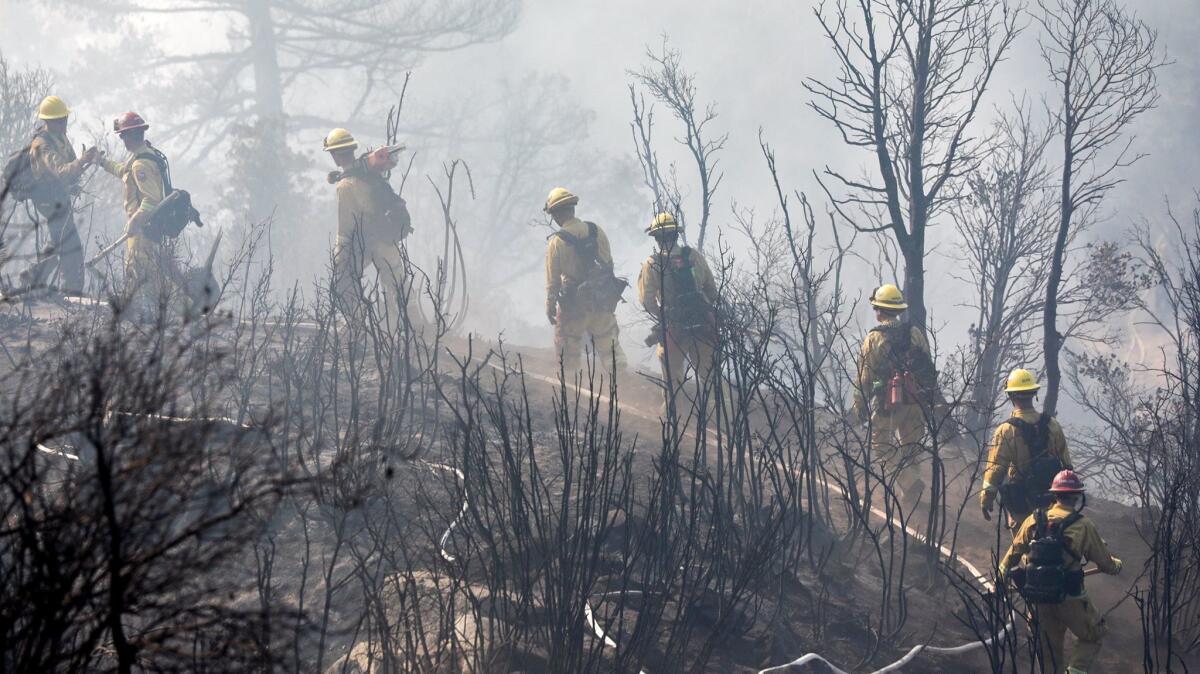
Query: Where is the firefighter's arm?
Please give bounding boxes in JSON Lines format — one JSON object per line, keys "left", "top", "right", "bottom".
{"left": 998, "top": 519, "right": 1034, "bottom": 578}
{"left": 100, "top": 156, "right": 123, "bottom": 177}
{"left": 595, "top": 227, "right": 615, "bottom": 271}
{"left": 695, "top": 253, "right": 719, "bottom": 303}
{"left": 980, "top": 426, "right": 1012, "bottom": 511}
{"left": 32, "top": 140, "right": 86, "bottom": 184}
{"left": 336, "top": 181, "right": 362, "bottom": 240}
{"left": 911, "top": 325, "right": 932, "bottom": 356}
{"left": 1081, "top": 523, "right": 1122, "bottom": 575}
{"left": 545, "top": 239, "right": 562, "bottom": 322}
{"left": 637, "top": 257, "right": 661, "bottom": 317}
{"left": 126, "top": 158, "right": 164, "bottom": 234}
{"left": 853, "top": 333, "right": 879, "bottom": 417}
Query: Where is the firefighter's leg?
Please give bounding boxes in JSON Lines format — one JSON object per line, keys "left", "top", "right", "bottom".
{"left": 332, "top": 235, "right": 365, "bottom": 317}
{"left": 658, "top": 332, "right": 688, "bottom": 414}
{"left": 1035, "top": 604, "right": 1069, "bottom": 674}
{"left": 869, "top": 410, "right": 901, "bottom": 497}
{"left": 370, "top": 241, "right": 423, "bottom": 333}
{"left": 47, "top": 207, "right": 84, "bottom": 292}
{"left": 124, "top": 236, "right": 162, "bottom": 318}
{"left": 28, "top": 200, "right": 84, "bottom": 292}
{"left": 585, "top": 309, "right": 626, "bottom": 373}
{"left": 555, "top": 302, "right": 586, "bottom": 372}
{"left": 692, "top": 332, "right": 723, "bottom": 407}
{"left": 1062, "top": 595, "right": 1107, "bottom": 672}
{"left": 894, "top": 403, "right": 928, "bottom": 503}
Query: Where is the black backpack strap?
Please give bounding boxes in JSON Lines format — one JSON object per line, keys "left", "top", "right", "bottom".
{"left": 1050, "top": 512, "right": 1084, "bottom": 563}
{"left": 1007, "top": 416, "right": 1050, "bottom": 459}
{"left": 135, "top": 145, "right": 173, "bottom": 193}
{"left": 869, "top": 322, "right": 913, "bottom": 371}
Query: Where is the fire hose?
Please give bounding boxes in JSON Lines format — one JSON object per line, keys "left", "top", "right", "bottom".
{"left": 503, "top": 366, "right": 1014, "bottom": 674}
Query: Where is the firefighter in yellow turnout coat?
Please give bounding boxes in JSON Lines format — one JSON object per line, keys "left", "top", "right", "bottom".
{"left": 1000, "top": 470, "right": 1122, "bottom": 674}
{"left": 99, "top": 112, "right": 169, "bottom": 311}
{"left": 23, "top": 95, "right": 97, "bottom": 293}
{"left": 853, "top": 284, "right": 932, "bottom": 505}
{"left": 323, "top": 128, "right": 419, "bottom": 327}
{"left": 543, "top": 187, "right": 625, "bottom": 372}
{"left": 981, "top": 368, "right": 1072, "bottom": 534}
{"left": 637, "top": 213, "right": 719, "bottom": 412}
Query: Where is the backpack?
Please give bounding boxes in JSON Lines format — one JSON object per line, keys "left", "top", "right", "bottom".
{"left": 2, "top": 134, "right": 42, "bottom": 203}
{"left": 998, "top": 415, "right": 1065, "bottom": 515}
{"left": 333, "top": 163, "right": 412, "bottom": 238}
{"left": 660, "top": 247, "right": 714, "bottom": 334}
{"left": 551, "top": 222, "right": 626, "bottom": 312}
{"left": 869, "top": 323, "right": 937, "bottom": 407}
{"left": 1013, "top": 509, "right": 1085, "bottom": 604}
{"left": 132, "top": 145, "right": 203, "bottom": 242}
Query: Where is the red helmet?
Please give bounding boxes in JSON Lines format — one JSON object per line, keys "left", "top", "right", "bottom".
{"left": 113, "top": 111, "right": 149, "bottom": 134}
{"left": 1049, "top": 469, "right": 1085, "bottom": 493}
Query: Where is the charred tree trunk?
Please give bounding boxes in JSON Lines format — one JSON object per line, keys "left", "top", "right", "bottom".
{"left": 245, "top": 0, "right": 290, "bottom": 224}
{"left": 1043, "top": 144, "right": 1074, "bottom": 418}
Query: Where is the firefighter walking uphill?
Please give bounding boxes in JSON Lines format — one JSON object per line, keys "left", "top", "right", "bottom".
{"left": 1000, "top": 470, "right": 1122, "bottom": 674}
{"left": 637, "top": 212, "right": 719, "bottom": 414}
{"left": 853, "top": 284, "right": 937, "bottom": 507}
{"left": 543, "top": 187, "right": 626, "bottom": 375}
{"left": 981, "top": 368, "right": 1073, "bottom": 534}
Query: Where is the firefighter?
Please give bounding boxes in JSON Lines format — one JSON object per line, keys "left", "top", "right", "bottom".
{"left": 99, "top": 111, "right": 171, "bottom": 314}
{"left": 324, "top": 128, "right": 419, "bottom": 328}
{"left": 981, "top": 368, "right": 1072, "bottom": 533}
{"left": 21, "top": 95, "right": 98, "bottom": 294}
{"left": 852, "top": 284, "right": 933, "bottom": 506}
{"left": 543, "top": 187, "right": 625, "bottom": 373}
{"left": 637, "top": 213, "right": 718, "bottom": 413}
{"left": 999, "top": 470, "right": 1122, "bottom": 674}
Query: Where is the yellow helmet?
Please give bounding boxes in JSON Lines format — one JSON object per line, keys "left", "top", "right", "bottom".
{"left": 323, "top": 128, "right": 358, "bottom": 152}
{"left": 544, "top": 187, "right": 579, "bottom": 213}
{"left": 870, "top": 284, "right": 907, "bottom": 310}
{"left": 646, "top": 212, "right": 680, "bottom": 235}
{"left": 1005, "top": 368, "right": 1040, "bottom": 393}
{"left": 37, "top": 95, "right": 70, "bottom": 121}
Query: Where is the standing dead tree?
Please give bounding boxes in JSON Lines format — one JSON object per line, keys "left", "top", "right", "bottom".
{"left": 952, "top": 105, "right": 1057, "bottom": 448}
{"left": 1037, "top": 0, "right": 1163, "bottom": 415}
{"left": 629, "top": 38, "right": 727, "bottom": 252}
{"left": 1067, "top": 203, "right": 1200, "bottom": 668}
{"left": 805, "top": 0, "right": 1021, "bottom": 329}
{"left": 61, "top": 0, "right": 518, "bottom": 221}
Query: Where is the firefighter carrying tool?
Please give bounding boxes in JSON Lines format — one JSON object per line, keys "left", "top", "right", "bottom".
{"left": 853, "top": 284, "right": 938, "bottom": 507}
{"left": 999, "top": 470, "right": 1122, "bottom": 674}
{"left": 637, "top": 212, "right": 719, "bottom": 414}
{"left": 981, "top": 368, "right": 1072, "bottom": 534}
{"left": 543, "top": 187, "right": 626, "bottom": 374}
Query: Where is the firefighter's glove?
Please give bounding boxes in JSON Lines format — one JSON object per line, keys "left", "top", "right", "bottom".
{"left": 981, "top": 504, "right": 992, "bottom": 522}
{"left": 1110, "top": 557, "right": 1123, "bottom": 575}
{"left": 546, "top": 305, "right": 557, "bottom": 326}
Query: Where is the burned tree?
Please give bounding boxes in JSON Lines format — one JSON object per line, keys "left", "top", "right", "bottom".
{"left": 1038, "top": 0, "right": 1163, "bottom": 415}
{"left": 62, "top": 0, "right": 519, "bottom": 223}
{"left": 953, "top": 105, "right": 1057, "bottom": 447}
{"left": 629, "top": 38, "right": 727, "bottom": 252}
{"left": 805, "top": 0, "right": 1021, "bottom": 329}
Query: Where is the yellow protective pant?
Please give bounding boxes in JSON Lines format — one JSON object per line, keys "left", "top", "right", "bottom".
{"left": 1034, "top": 595, "right": 1107, "bottom": 673}
{"left": 125, "top": 235, "right": 170, "bottom": 314}
{"left": 658, "top": 328, "right": 717, "bottom": 413}
{"left": 554, "top": 302, "right": 624, "bottom": 374}
{"left": 333, "top": 235, "right": 422, "bottom": 330}
{"left": 870, "top": 403, "right": 926, "bottom": 502}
